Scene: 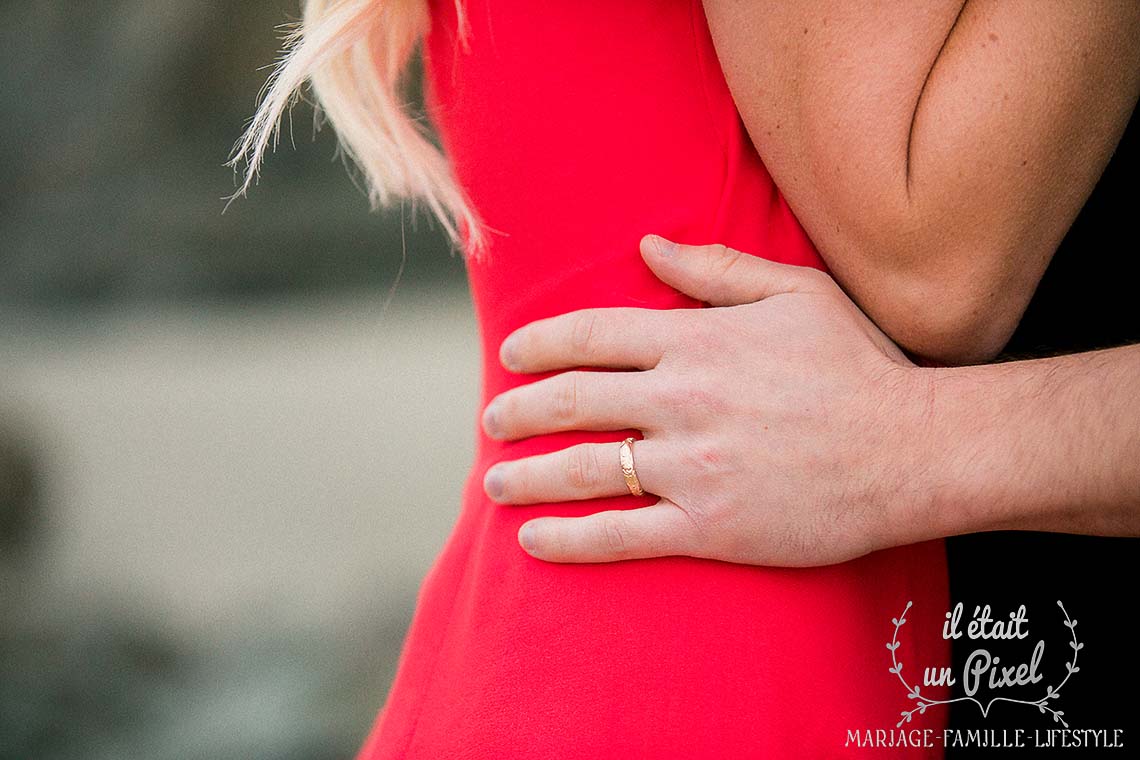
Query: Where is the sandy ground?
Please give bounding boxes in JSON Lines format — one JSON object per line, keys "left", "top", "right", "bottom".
{"left": 1, "top": 287, "right": 480, "bottom": 758}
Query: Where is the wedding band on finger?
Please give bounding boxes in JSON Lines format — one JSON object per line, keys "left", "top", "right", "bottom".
{"left": 619, "top": 436, "right": 645, "bottom": 496}
{"left": 483, "top": 439, "right": 656, "bottom": 504}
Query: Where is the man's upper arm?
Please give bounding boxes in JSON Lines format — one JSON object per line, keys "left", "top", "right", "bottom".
{"left": 702, "top": 0, "right": 1140, "bottom": 363}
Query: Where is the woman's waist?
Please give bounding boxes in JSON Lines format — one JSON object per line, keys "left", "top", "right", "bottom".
{"left": 443, "top": 459, "right": 949, "bottom": 631}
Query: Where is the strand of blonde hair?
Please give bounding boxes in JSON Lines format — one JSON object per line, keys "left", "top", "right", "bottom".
{"left": 228, "top": 0, "right": 484, "bottom": 254}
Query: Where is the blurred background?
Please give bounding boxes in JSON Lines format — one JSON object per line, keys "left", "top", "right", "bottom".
{"left": 1, "top": 2, "right": 477, "bottom": 758}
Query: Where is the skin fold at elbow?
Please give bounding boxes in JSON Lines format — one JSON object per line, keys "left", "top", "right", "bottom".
{"left": 857, "top": 271, "right": 1030, "bottom": 367}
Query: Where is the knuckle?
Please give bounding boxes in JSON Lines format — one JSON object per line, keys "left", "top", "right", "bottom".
{"left": 565, "top": 445, "right": 601, "bottom": 490}
{"left": 654, "top": 381, "right": 689, "bottom": 411}
{"left": 570, "top": 310, "right": 600, "bottom": 357}
{"left": 552, "top": 373, "right": 582, "bottom": 423}
{"left": 656, "top": 376, "right": 727, "bottom": 418}
{"left": 689, "top": 437, "right": 721, "bottom": 468}
{"left": 710, "top": 244, "right": 744, "bottom": 277}
{"left": 672, "top": 439, "right": 728, "bottom": 497}
{"left": 599, "top": 516, "right": 629, "bottom": 556}
{"left": 690, "top": 384, "right": 727, "bottom": 415}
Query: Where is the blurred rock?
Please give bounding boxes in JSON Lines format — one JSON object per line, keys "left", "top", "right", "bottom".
{"left": 0, "top": 413, "right": 40, "bottom": 561}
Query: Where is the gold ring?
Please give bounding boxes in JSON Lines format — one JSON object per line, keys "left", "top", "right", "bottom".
{"left": 618, "top": 437, "right": 645, "bottom": 496}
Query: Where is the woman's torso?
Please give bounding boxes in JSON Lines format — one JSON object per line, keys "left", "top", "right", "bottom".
{"left": 358, "top": 2, "right": 949, "bottom": 757}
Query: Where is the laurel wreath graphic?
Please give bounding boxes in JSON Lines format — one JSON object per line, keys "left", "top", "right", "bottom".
{"left": 889, "top": 600, "right": 1081, "bottom": 729}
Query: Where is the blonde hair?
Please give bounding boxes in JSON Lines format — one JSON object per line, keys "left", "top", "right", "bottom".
{"left": 228, "top": 0, "right": 483, "bottom": 253}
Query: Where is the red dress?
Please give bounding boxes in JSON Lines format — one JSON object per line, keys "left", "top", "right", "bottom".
{"left": 357, "top": 1, "right": 950, "bottom": 757}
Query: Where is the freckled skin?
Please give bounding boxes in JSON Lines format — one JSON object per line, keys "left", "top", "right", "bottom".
{"left": 701, "top": 0, "right": 1140, "bottom": 365}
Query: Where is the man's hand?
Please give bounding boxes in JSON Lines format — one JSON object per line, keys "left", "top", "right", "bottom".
{"left": 480, "top": 235, "right": 933, "bottom": 566}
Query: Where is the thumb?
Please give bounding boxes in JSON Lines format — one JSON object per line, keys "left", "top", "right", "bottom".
{"left": 640, "top": 234, "right": 822, "bottom": 306}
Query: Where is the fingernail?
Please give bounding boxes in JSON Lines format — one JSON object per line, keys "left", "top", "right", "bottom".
{"left": 499, "top": 333, "right": 520, "bottom": 371}
{"left": 483, "top": 465, "right": 506, "bottom": 501}
{"left": 482, "top": 401, "right": 501, "bottom": 438}
{"left": 651, "top": 235, "right": 677, "bottom": 256}
{"left": 519, "top": 522, "right": 539, "bottom": 553}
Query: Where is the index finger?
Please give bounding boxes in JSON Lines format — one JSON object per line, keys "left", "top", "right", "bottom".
{"left": 500, "top": 307, "right": 674, "bottom": 373}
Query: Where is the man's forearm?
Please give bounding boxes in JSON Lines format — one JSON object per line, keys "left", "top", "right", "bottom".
{"left": 902, "top": 344, "right": 1140, "bottom": 543}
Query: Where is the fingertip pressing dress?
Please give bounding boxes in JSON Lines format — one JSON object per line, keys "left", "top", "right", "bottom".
{"left": 357, "top": 1, "right": 950, "bottom": 757}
